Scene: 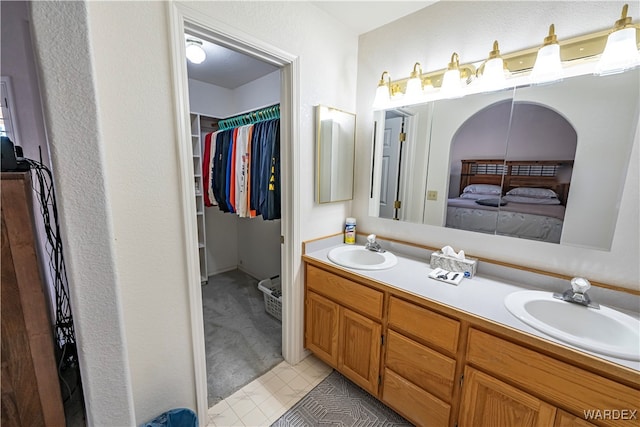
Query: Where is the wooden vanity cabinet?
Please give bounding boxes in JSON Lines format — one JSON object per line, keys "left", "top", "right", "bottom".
{"left": 303, "top": 259, "right": 640, "bottom": 427}
{"left": 382, "top": 296, "right": 460, "bottom": 426}
{"left": 304, "top": 264, "right": 383, "bottom": 395}
{"left": 462, "top": 328, "right": 640, "bottom": 427}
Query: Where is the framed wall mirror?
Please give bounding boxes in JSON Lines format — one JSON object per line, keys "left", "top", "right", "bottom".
{"left": 369, "top": 68, "right": 639, "bottom": 250}
{"left": 316, "top": 105, "right": 356, "bottom": 203}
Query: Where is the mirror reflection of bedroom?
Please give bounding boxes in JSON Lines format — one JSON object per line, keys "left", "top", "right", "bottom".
{"left": 373, "top": 69, "right": 639, "bottom": 251}
{"left": 446, "top": 99, "right": 577, "bottom": 244}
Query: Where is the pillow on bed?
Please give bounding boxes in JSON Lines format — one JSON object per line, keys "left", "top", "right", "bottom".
{"left": 502, "top": 195, "right": 561, "bottom": 205}
{"left": 506, "top": 187, "right": 558, "bottom": 199}
{"left": 459, "top": 193, "right": 496, "bottom": 200}
{"left": 475, "top": 198, "right": 507, "bottom": 207}
{"left": 462, "top": 184, "right": 502, "bottom": 195}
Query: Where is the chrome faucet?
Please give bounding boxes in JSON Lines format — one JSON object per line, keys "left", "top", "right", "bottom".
{"left": 553, "top": 277, "right": 600, "bottom": 309}
{"left": 365, "top": 234, "right": 385, "bottom": 253}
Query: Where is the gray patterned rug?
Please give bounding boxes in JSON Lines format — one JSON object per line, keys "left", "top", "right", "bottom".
{"left": 271, "top": 371, "right": 412, "bottom": 426}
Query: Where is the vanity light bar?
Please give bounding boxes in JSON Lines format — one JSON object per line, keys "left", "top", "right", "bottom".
{"left": 384, "top": 13, "right": 640, "bottom": 93}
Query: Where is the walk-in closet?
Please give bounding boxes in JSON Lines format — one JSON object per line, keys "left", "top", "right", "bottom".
{"left": 185, "top": 31, "right": 283, "bottom": 407}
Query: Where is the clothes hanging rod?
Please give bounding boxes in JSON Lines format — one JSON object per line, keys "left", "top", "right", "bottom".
{"left": 218, "top": 103, "right": 280, "bottom": 130}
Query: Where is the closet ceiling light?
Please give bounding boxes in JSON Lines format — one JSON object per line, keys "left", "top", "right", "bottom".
{"left": 186, "top": 39, "right": 206, "bottom": 64}
{"left": 597, "top": 4, "right": 640, "bottom": 75}
{"left": 531, "top": 25, "right": 563, "bottom": 84}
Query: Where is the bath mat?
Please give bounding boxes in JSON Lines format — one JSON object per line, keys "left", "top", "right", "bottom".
{"left": 271, "top": 370, "right": 412, "bottom": 426}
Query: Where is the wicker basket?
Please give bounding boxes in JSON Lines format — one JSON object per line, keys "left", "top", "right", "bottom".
{"left": 257, "top": 276, "right": 281, "bottom": 321}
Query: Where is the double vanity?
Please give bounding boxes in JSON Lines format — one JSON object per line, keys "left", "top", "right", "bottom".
{"left": 302, "top": 235, "right": 640, "bottom": 427}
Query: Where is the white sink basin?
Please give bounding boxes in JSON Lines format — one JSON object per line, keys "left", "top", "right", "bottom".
{"left": 505, "top": 290, "right": 640, "bottom": 361}
{"left": 327, "top": 245, "right": 398, "bottom": 270}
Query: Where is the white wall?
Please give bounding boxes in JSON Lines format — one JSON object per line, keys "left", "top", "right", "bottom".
{"left": 355, "top": 1, "right": 640, "bottom": 289}
{"left": 1, "top": 1, "right": 58, "bottom": 321}
{"left": 234, "top": 70, "right": 281, "bottom": 113}
{"left": 237, "top": 217, "right": 282, "bottom": 280}
{"left": 0, "top": 1, "right": 49, "bottom": 163}
{"left": 29, "top": 2, "right": 136, "bottom": 426}
{"left": 188, "top": 78, "right": 233, "bottom": 117}
{"left": 29, "top": 0, "right": 358, "bottom": 424}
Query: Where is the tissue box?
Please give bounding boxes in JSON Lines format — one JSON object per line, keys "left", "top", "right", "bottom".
{"left": 430, "top": 251, "right": 478, "bottom": 278}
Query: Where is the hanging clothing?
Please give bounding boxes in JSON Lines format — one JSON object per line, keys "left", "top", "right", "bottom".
{"left": 211, "top": 131, "right": 220, "bottom": 206}
{"left": 208, "top": 117, "right": 281, "bottom": 220}
{"left": 235, "top": 125, "right": 251, "bottom": 217}
{"left": 266, "top": 120, "right": 281, "bottom": 221}
{"left": 212, "top": 130, "right": 232, "bottom": 212}
{"left": 202, "top": 130, "right": 220, "bottom": 207}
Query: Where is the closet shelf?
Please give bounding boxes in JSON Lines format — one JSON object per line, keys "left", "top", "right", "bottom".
{"left": 191, "top": 112, "right": 209, "bottom": 284}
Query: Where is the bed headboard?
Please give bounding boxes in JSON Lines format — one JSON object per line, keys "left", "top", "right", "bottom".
{"left": 459, "top": 159, "right": 574, "bottom": 205}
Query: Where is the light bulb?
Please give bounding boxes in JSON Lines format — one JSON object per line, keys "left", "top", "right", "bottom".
{"left": 373, "top": 71, "right": 391, "bottom": 109}
{"left": 186, "top": 40, "right": 206, "bottom": 64}
{"left": 597, "top": 28, "right": 640, "bottom": 75}
{"left": 441, "top": 53, "right": 464, "bottom": 98}
{"left": 531, "top": 25, "right": 562, "bottom": 84}
{"left": 480, "top": 41, "right": 507, "bottom": 91}
{"left": 597, "top": 4, "right": 640, "bottom": 75}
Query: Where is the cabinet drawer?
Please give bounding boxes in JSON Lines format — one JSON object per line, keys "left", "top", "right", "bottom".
{"left": 306, "top": 264, "right": 383, "bottom": 320}
{"left": 382, "top": 368, "right": 450, "bottom": 427}
{"left": 466, "top": 329, "right": 640, "bottom": 427}
{"left": 388, "top": 296, "right": 460, "bottom": 355}
{"left": 385, "top": 330, "right": 456, "bottom": 403}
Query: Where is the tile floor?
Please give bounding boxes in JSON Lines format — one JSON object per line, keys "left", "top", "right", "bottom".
{"left": 206, "top": 354, "right": 332, "bottom": 426}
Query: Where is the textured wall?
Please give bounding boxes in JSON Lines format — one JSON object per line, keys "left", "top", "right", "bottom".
{"left": 30, "top": 0, "right": 359, "bottom": 424}
{"left": 355, "top": 1, "right": 640, "bottom": 289}
{"left": 29, "top": 2, "right": 136, "bottom": 426}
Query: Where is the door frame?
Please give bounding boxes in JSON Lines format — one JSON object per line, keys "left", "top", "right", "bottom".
{"left": 167, "top": 3, "right": 301, "bottom": 420}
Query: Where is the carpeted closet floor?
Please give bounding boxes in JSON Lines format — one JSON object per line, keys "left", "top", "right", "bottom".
{"left": 202, "top": 269, "right": 283, "bottom": 407}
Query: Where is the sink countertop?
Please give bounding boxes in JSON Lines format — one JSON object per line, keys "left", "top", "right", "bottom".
{"left": 304, "top": 237, "right": 640, "bottom": 372}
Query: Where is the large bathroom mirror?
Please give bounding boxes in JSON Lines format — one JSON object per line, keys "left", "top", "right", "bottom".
{"left": 370, "top": 69, "right": 640, "bottom": 250}
{"left": 316, "top": 105, "right": 356, "bottom": 203}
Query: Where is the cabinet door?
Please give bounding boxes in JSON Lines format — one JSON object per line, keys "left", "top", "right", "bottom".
{"left": 338, "top": 307, "right": 381, "bottom": 395}
{"left": 305, "top": 292, "right": 339, "bottom": 367}
{"left": 555, "top": 410, "right": 597, "bottom": 427}
{"left": 459, "top": 367, "right": 556, "bottom": 427}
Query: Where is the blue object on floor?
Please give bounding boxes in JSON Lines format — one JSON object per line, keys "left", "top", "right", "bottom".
{"left": 142, "top": 408, "right": 198, "bottom": 427}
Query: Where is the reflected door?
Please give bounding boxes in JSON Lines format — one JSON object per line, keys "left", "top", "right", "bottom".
{"left": 379, "top": 116, "right": 402, "bottom": 219}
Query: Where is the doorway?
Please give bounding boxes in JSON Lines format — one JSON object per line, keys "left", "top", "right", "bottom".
{"left": 185, "top": 29, "right": 284, "bottom": 407}
{"left": 169, "top": 4, "right": 300, "bottom": 420}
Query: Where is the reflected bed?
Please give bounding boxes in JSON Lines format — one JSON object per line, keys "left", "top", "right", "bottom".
{"left": 446, "top": 159, "right": 573, "bottom": 243}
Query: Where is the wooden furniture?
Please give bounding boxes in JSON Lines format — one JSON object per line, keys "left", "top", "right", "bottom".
{"left": 1, "top": 172, "right": 65, "bottom": 426}
{"left": 303, "top": 257, "right": 640, "bottom": 427}
{"left": 459, "top": 159, "right": 573, "bottom": 204}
